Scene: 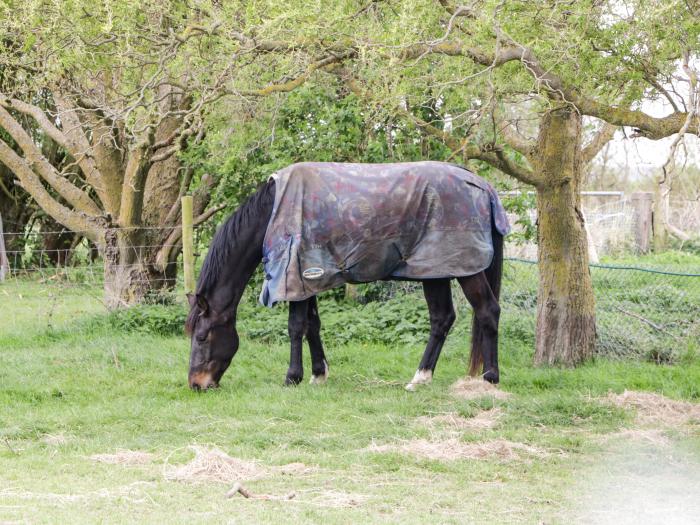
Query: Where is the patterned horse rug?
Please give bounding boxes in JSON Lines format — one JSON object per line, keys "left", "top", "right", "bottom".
{"left": 260, "top": 161, "right": 510, "bottom": 306}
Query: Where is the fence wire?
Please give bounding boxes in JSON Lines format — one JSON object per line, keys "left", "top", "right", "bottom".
{"left": 500, "top": 259, "right": 700, "bottom": 362}
{"left": 1, "top": 234, "right": 698, "bottom": 362}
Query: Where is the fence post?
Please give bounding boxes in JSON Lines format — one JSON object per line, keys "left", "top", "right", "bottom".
{"left": 0, "top": 211, "right": 8, "bottom": 281}
{"left": 182, "top": 195, "right": 195, "bottom": 294}
{"left": 630, "top": 191, "right": 653, "bottom": 254}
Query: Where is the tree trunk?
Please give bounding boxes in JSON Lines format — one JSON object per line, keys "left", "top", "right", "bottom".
{"left": 102, "top": 228, "right": 174, "bottom": 308}
{"left": 0, "top": 211, "right": 8, "bottom": 280}
{"left": 533, "top": 107, "right": 596, "bottom": 366}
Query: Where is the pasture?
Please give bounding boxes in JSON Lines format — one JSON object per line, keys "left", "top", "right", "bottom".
{"left": 2, "top": 256, "right": 700, "bottom": 524}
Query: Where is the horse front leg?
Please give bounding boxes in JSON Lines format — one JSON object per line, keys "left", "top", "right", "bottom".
{"left": 286, "top": 299, "right": 309, "bottom": 385}
{"left": 406, "top": 279, "right": 455, "bottom": 391}
{"left": 306, "top": 296, "right": 329, "bottom": 384}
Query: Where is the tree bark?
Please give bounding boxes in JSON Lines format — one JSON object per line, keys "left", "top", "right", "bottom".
{"left": 533, "top": 107, "right": 596, "bottom": 366}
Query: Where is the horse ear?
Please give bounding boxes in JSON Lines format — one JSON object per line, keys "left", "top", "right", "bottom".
{"left": 196, "top": 294, "right": 209, "bottom": 314}
{"left": 186, "top": 293, "right": 196, "bottom": 308}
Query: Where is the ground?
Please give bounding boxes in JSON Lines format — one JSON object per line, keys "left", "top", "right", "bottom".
{"left": 1, "top": 280, "right": 699, "bottom": 524}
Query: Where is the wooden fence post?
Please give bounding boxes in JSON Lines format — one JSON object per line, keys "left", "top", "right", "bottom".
{"left": 181, "top": 195, "right": 195, "bottom": 294}
{"left": 630, "top": 191, "right": 653, "bottom": 254}
{"left": 0, "top": 211, "right": 8, "bottom": 281}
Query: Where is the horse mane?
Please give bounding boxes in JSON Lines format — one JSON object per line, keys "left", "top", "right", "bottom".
{"left": 185, "top": 180, "right": 275, "bottom": 333}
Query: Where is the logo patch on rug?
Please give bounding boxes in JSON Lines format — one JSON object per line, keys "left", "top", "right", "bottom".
{"left": 302, "top": 267, "right": 325, "bottom": 280}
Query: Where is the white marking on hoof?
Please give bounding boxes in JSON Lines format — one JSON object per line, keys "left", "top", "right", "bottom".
{"left": 405, "top": 369, "right": 432, "bottom": 391}
{"left": 309, "top": 360, "right": 329, "bottom": 385}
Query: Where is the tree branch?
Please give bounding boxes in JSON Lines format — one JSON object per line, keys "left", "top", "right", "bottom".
{"left": 118, "top": 133, "right": 154, "bottom": 228}
{"left": 337, "top": 67, "right": 541, "bottom": 186}
{"left": 153, "top": 202, "right": 225, "bottom": 272}
{"left": 0, "top": 105, "right": 103, "bottom": 217}
{"left": 397, "top": 40, "right": 696, "bottom": 140}
{"left": 52, "top": 92, "right": 110, "bottom": 208}
{"left": 0, "top": 138, "right": 99, "bottom": 240}
{"left": 238, "top": 51, "right": 357, "bottom": 97}
{"left": 582, "top": 122, "right": 617, "bottom": 164}
{"left": 494, "top": 111, "right": 536, "bottom": 159}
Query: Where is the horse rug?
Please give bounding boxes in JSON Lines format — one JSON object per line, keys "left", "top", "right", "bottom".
{"left": 259, "top": 161, "right": 510, "bottom": 307}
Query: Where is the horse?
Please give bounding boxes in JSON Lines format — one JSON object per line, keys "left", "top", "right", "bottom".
{"left": 185, "top": 161, "right": 507, "bottom": 391}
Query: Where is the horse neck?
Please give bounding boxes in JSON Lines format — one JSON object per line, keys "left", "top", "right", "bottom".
{"left": 209, "top": 189, "right": 274, "bottom": 313}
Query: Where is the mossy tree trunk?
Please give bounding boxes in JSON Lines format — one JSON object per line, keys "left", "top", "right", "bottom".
{"left": 533, "top": 107, "right": 596, "bottom": 366}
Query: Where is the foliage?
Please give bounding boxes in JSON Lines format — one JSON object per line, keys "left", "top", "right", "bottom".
{"left": 189, "top": 82, "right": 456, "bottom": 210}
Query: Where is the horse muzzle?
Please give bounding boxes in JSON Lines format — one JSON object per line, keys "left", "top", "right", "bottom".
{"left": 189, "top": 370, "right": 219, "bottom": 391}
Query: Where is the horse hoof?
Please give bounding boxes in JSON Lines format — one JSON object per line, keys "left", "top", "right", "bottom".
{"left": 310, "top": 374, "right": 327, "bottom": 385}
{"left": 284, "top": 376, "right": 302, "bottom": 386}
{"left": 405, "top": 369, "right": 432, "bottom": 391}
{"left": 309, "top": 360, "right": 329, "bottom": 385}
{"left": 483, "top": 370, "right": 499, "bottom": 384}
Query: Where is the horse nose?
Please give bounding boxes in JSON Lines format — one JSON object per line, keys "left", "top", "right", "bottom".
{"left": 189, "top": 371, "right": 217, "bottom": 390}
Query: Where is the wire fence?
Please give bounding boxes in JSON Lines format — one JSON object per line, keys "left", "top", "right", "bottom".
{"left": 500, "top": 258, "right": 700, "bottom": 362}
{"left": 1, "top": 229, "right": 699, "bottom": 363}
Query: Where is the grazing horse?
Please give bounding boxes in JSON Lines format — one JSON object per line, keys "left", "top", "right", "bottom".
{"left": 185, "top": 161, "right": 508, "bottom": 391}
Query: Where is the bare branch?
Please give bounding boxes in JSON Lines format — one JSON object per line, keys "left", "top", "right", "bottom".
{"left": 582, "top": 122, "right": 617, "bottom": 164}
{"left": 153, "top": 202, "right": 225, "bottom": 272}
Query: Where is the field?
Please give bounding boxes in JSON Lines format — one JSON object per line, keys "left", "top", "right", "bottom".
{"left": 2, "top": 265, "right": 700, "bottom": 524}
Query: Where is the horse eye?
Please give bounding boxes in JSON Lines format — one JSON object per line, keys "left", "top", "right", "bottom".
{"left": 195, "top": 332, "right": 208, "bottom": 343}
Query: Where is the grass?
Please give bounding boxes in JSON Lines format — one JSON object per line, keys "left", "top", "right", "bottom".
{"left": 1, "top": 278, "right": 700, "bottom": 524}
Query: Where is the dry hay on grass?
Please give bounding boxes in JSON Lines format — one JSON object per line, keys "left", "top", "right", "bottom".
{"left": 90, "top": 450, "right": 154, "bottom": 465}
{"left": 0, "top": 481, "right": 156, "bottom": 506}
{"left": 41, "top": 433, "right": 69, "bottom": 446}
{"left": 163, "top": 445, "right": 314, "bottom": 485}
{"left": 367, "top": 438, "right": 545, "bottom": 462}
{"left": 164, "top": 446, "right": 265, "bottom": 484}
{"left": 417, "top": 408, "right": 503, "bottom": 431}
{"left": 450, "top": 378, "right": 511, "bottom": 401}
{"left": 297, "top": 488, "right": 367, "bottom": 508}
{"left": 606, "top": 390, "right": 700, "bottom": 427}
{"left": 601, "top": 428, "right": 672, "bottom": 447}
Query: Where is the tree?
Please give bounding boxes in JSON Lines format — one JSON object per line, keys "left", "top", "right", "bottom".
{"left": 210, "top": 0, "right": 698, "bottom": 365}
{"left": 354, "top": 0, "right": 699, "bottom": 365}
{"left": 0, "top": 1, "right": 227, "bottom": 306}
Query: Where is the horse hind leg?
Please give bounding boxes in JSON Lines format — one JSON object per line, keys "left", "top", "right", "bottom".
{"left": 306, "top": 296, "right": 329, "bottom": 385}
{"left": 406, "top": 279, "right": 455, "bottom": 391}
{"left": 457, "top": 272, "right": 500, "bottom": 384}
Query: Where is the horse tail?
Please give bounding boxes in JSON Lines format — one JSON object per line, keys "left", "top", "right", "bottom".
{"left": 469, "top": 220, "right": 503, "bottom": 376}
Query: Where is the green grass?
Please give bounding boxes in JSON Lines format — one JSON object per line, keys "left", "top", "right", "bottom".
{"left": 1, "top": 280, "right": 700, "bottom": 524}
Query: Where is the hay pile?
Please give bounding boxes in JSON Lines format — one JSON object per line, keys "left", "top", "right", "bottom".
{"left": 367, "top": 438, "right": 545, "bottom": 461}
{"left": 90, "top": 450, "right": 154, "bottom": 465}
{"left": 450, "top": 378, "right": 511, "bottom": 400}
{"left": 41, "top": 433, "right": 69, "bottom": 446}
{"left": 164, "top": 446, "right": 265, "bottom": 484}
{"left": 606, "top": 390, "right": 700, "bottom": 426}
{"left": 417, "top": 408, "right": 503, "bottom": 431}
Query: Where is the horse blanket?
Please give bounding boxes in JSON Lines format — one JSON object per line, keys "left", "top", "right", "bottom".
{"left": 259, "top": 161, "right": 510, "bottom": 307}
